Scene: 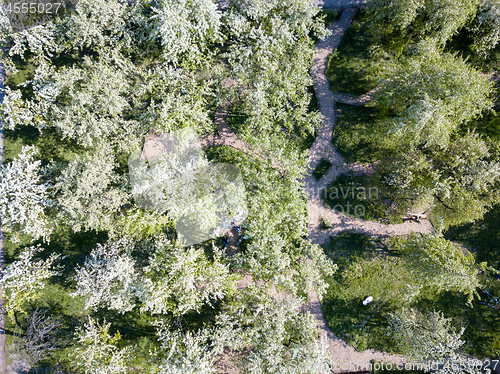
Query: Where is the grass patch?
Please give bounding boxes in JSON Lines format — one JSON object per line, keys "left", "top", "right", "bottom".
{"left": 326, "top": 10, "right": 398, "bottom": 96}
{"left": 225, "top": 99, "right": 248, "bottom": 136}
{"left": 332, "top": 102, "right": 381, "bottom": 163}
{"left": 321, "top": 214, "right": 500, "bottom": 359}
{"left": 313, "top": 158, "right": 332, "bottom": 181}
{"left": 321, "top": 233, "right": 407, "bottom": 352}
{"left": 4, "top": 125, "right": 82, "bottom": 164}
{"left": 203, "top": 144, "right": 247, "bottom": 164}
{"left": 323, "top": 174, "right": 403, "bottom": 224}
{"left": 6, "top": 55, "right": 36, "bottom": 99}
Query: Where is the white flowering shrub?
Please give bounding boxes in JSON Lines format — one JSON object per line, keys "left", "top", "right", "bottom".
{"left": 71, "top": 239, "right": 138, "bottom": 313}
{"left": 73, "top": 317, "right": 132, "bottom": 374}
{"left": 1, "top": 60, "right": 58, "bottom": 130}
{"left": 54, "top": 145, "right": 129, "bottom": 233}
{"left": 149, "top": 0, "right": 222, "bottom": 66}
{"left": 215, "top": 288, "right": 332, "bottom": 374}
{"left": 138, "top": 238, "right": 237, "bottom": 316}
{"left": 2, "top": 54, "right": 139, "bottom": 150}
{"left": 0, "top": 145, "right": 52, "bottom": 242}
{"left": 8, "top": 24, "right": 58, "bottom": 61}
{"left": 1, "top": 245, "right": 62, "bottom": 318}
{"left": 470, "top": 0, "right": 500, "bottom": 56}
{"left": 48, "top": 56, "right": 139, "bottom": 150}
{"left": 150, "top": 324, "right": 220, "bottom": 374}
{"left": 54, "top": 0, "right": 135, "bottom": 54}
{"left": 223, "top": 0, "right": 324, "bottom": 138}
{"left": 149, "top": 289, "right": 332, "bottom": 374}
{"left": 135, "top": 65, "right": 215, "bottom": 135}
{"left": 0, "top": 2, "right": 12, "bottom": 46}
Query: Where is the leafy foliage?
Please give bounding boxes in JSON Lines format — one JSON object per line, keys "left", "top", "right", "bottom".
{"left": 71, "top": 239, "right": 138, "bottom": 313}
{"left": 313, "top": 158, "right": 331, "bottom": 181}
{"left": 138, "top": 238, "right": 237, "bottom": 316}
{"left": 381, "top": 133, "right": 500, "bottom": 229}
{"left": 470, "top": 0, "right": 500, "bottom": 56}
{"left": 149, "top": 0, "right": 222, "bottom": 66}
{"left": 54, "top": 0, "right": 137, "bottom": 55}
{"left": 365, "top": 0, "right": 479, "bottom": 49}
{"left": 394, "top": 234, "right": 490, "bottom": 304}
{"left": 375, "top": 42, "right": 494, "bottom": 147}
{"left": 149, "top": 323, "right": 222, "bottom": 374}
{"left": 0, "top": 145, "right": 51, "bottom": 241}
{"left": 387, "top": 308, "right": 465, "bottom": 362}
{"left": 73, "top": 317, "right": 132, "bottom": 374}
{"left": 1, "top": 245, "right": 62, "bottom": 318}
{"left": 216, "top": 287, "right": 332, "bottom": 374}
{"left": 223, "top": 0, "right": 324, "bottom": 139}
{"left": 53, "top": 144, "right": 129, "bottom": 233}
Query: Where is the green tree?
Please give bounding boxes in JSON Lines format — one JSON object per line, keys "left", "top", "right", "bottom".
{"left": 0, "top": 245, "right": 63, "bottom": 318}
{"left": 70, "top": 238, "right": 138, "bottom": 313}
{"left": 214, "top": 286, "right": 332, "bottom": 374}
{"left": 53, "top": 145, "right": 130, "bottom": 233}
{"left": 366, "top": 0, "right": 479, "bottom": 49}
{"left": 0, "top": 0, "right": 334, "bottom": 370}
{"left": 222, "top": 0, "right": 324, "bottom": 141}
{"left": 149, "top": 0, "right": 222, "bottom": 67}
{"left": 73, "top": 317, "right": 132, "bottom": 374}
{"left": 375, "top": 42, "right": 494, "bottom": 148}
{"left": 381, "top": 133, "right": 500, "bottom": 228}
{"left": 387, "top": 308, "right": 465, "bottom": 362}
{"left": 0, "top": 145, "right": 52, "bottom": 241}
{"left": 395, "top": 234, "right": 490, "bottom": 304}
{"left": 470, "top": 0, "right": 500, "bottom": 56}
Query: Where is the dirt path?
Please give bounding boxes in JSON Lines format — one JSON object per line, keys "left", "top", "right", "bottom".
{"left": 305, "top": 8, "right": 432, "bottom": 246}
{"left": 206, "top": 8, "right": 432, "bottom": 372}
{"left": 303, "top": 8, "right": 409, "bottom": 370}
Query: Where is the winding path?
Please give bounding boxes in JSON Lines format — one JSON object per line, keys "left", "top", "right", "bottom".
{"left": 0, "top": 3, "right": 496, "bottom": 373}
{"left": 303, "top": 8, "right": 409, "bottom": 370}
{"left": 209, "top": 8, "right": 429, "bottom": 373}
{"left": 304, "top": 9, "right": 432, "bottom": 247}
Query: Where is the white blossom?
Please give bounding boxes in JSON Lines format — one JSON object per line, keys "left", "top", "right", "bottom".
{"left": 0, "top": 145, "right": 52, "bottom": 241}
{"left": 138, "top": 239, "right": 237, "bottom": 316}
{"left": 1, "top": 245, "right": 63, "bottom": 317}
{"left": 73, "top": 317, "right": 132, "bottom": 374}
{"left": 71, "top": 239, "right": 138, "bottom": 313}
